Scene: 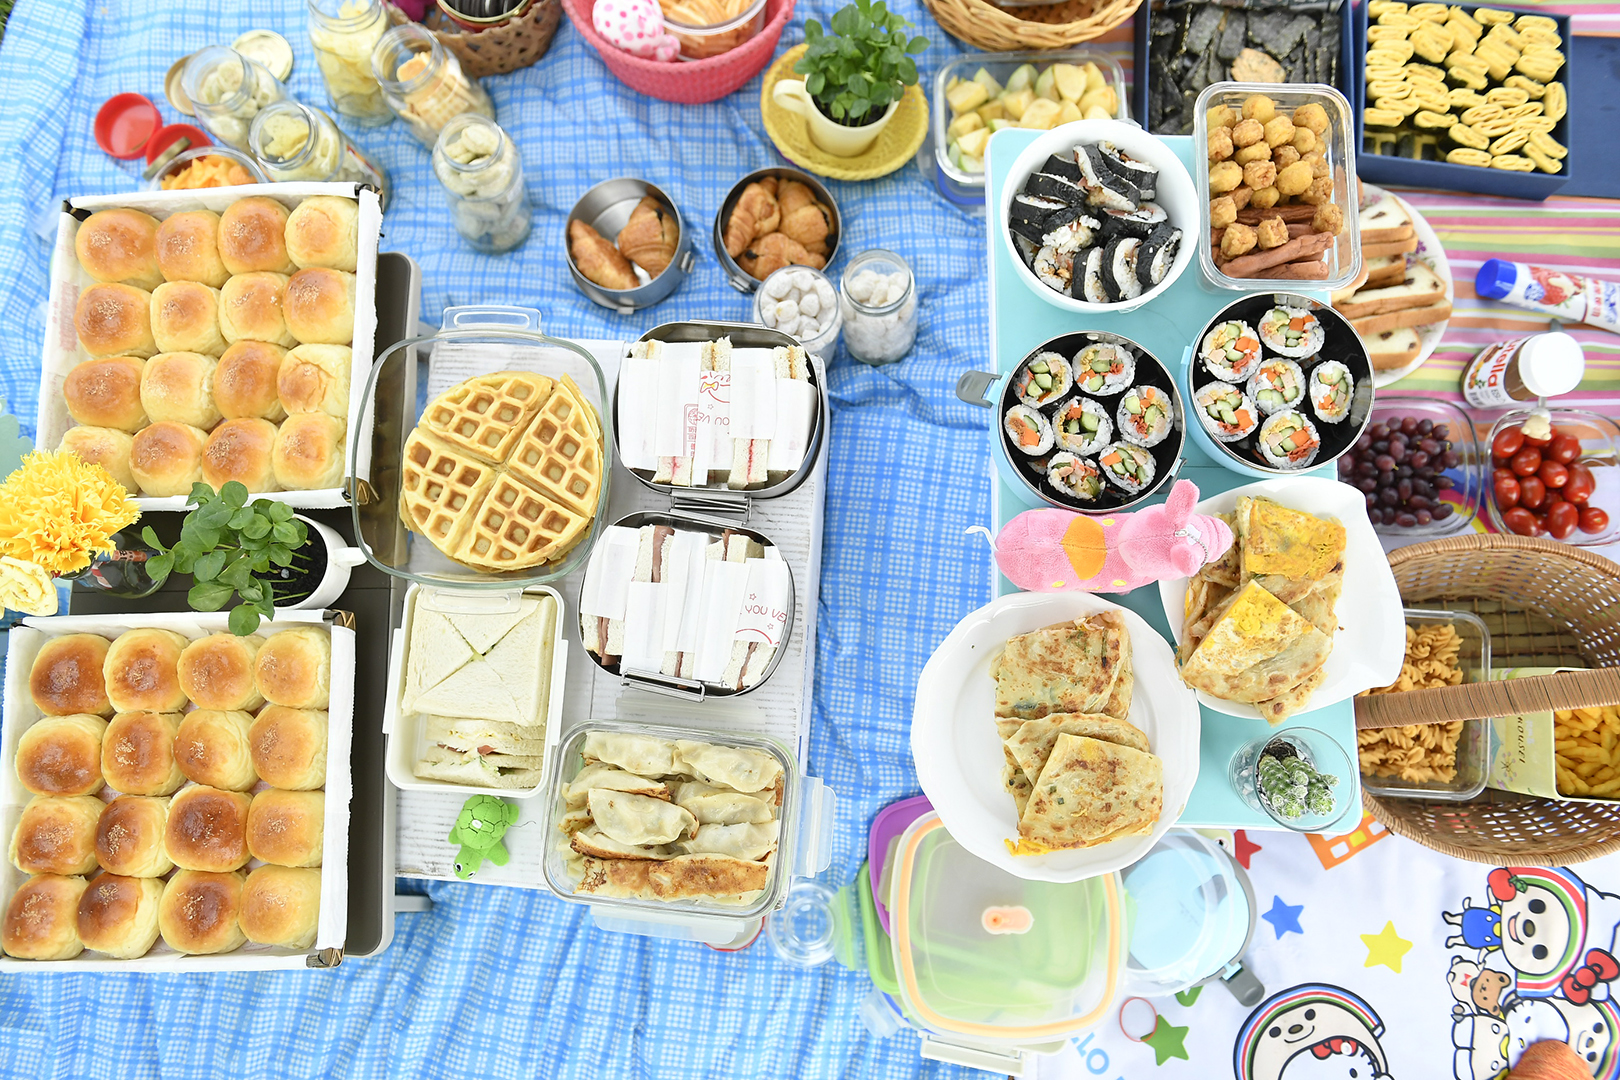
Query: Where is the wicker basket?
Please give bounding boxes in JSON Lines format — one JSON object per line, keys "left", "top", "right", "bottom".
{"left": 920, "top": 0, "right": 1142, "bottom": 52}
{"left": 1357, "top": 533, "right": 1620, "bottom": 866}
{"left": 386, "top": 1, "right": 561, "bottom": 78}
{"left": 563, "top": 0, "right": 794, "bottom": 104}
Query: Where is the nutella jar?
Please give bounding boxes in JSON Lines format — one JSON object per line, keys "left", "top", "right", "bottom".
{"left": 1461, "top": 330, "right": 1584, "bottom": 410}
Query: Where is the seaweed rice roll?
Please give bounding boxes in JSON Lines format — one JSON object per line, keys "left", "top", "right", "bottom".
{"left": 1073, "top": 342, "right": 1134, "bottom": 396}
{"left": 1052, "top": 395, "right": 1113, "bottom": 456}
{"left": 1117, "top": 385, "right": 1174, "bottom": 448}
{"left": 1047, "top": 453, "right": 1103, "bottom": 503}
{"left": 1080, "top": 247, "right": 1109, "bottom": 304}
{"left": 1246, "top": 358, "right": 1306, "bottom": 416}
{"left": 1258, "top": 410, "right": 1321, "bottom": 470}
{"left": 1257, "top": 305, "right": 1325, "bottom": 359}
{"left": 1101, "top": 237, "right": 1143, "bottom": 302}
{"left": 1098, "top": 442, "right": 1156, "bottom": 495}
{"left": 1004, "top": 405, "right": 1054, "bottom": 456}
{"left": 1193, "top": 382, "right": 1259, "bottom": 443}
{"left": 1015, "top": 351, "right": 1073, "bottom": 408}
{"left": 1200, "top": 320, "right": 1261, "bottom": 383}
{"left": 1308, "top": 360, "right": 1354, "bottom": 424}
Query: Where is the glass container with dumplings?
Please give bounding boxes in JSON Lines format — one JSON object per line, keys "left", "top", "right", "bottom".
{"left": 348, "top": 305, "right": 612, "bottom": 592}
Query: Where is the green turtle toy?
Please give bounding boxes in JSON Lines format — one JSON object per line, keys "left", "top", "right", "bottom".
{"left": 449, "top": 795, "right": 520, "bottom": 880}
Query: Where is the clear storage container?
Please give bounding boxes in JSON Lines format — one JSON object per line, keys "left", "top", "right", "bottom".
{"left": 1484, "top": 408, "right": 1620, "bottom": 548}
{"left": 307, "top": 0, "right": 393, "bottom": 125}
{"left": 1364, "top": 396, "right": 1483, "bottom": 539}
{"left": 248, "top": 100, "right": 391, "bottom": 208}
{"left": 144, "top": 145, "right": 267, "bottom": 190}
{"left": 433, "top": 115, "right": 532, "bottom": 255}
{"left": 182, "top": 45, "right": 291, "bottom": 151}
{"left": 840, "top": 249, "right": 917, "bottom": 366}
{"left": 753, "top": 265, "right": 841, "bottom": 358}
{"left": 371, "top": 22, "right": 494, "bottom": 149}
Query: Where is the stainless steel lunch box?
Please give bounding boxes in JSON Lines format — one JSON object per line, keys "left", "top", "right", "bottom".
{"left": 565, "top": 177, "right": 694, "bottom": 314}
{"left": 712, "top": 167, "right": 842, "bottom": 295}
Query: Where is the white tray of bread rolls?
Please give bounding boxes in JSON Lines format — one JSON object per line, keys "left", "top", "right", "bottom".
{"left": 37, "top": 181, "right": 382, "bottom": 511}
{"left": 0, "top": 609, "right": 354, "bottom": 970}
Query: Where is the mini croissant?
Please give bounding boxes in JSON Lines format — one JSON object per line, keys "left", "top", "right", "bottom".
{"left": 569, "top": 219, "right": 638, "bottom": 291}
{"left": 723, "top": 182, "right": 780, "bottom": 258}
{"left": 616, "top": 197, "right": 679, "bottom": 278}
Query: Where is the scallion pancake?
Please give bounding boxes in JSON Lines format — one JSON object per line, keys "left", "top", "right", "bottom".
{"left": 1236, "top": 496, "right": 1347, "bottom": 583}
{"left": 1178, "top": 581, "right": 1332, "bottom": 703}
{"left": 992, "top": 613, "right": 1132, "bottom": 720}
{"left": 1255, "top": 667, "right": 1326, "bottom": 725}
{"left": 1018, "top": 733, "right": 1163, "bottom": 850}
{"left": 1006, "top": 712, "right": 1151, "bottom": 786}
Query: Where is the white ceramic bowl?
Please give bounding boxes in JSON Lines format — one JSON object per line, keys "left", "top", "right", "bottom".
{"left": 998, "top": 119, "right": 1198, "bottom": 315}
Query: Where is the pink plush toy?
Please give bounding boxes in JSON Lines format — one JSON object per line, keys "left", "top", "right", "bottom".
{"left": 594, "top": 0, "right": 681, "bottom": 62}
{"left": 990, "top": 480, "right": 1234, "bottom": 593}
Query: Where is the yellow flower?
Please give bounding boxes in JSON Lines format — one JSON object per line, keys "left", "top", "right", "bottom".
{"left": 0, "top": 556, "right": 57, "bottom": 616}
{"left": 0, "top": 450, "right": 140, "bottom": 576}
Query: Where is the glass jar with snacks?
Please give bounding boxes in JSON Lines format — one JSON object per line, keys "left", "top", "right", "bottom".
{"left": 753, "top": 265, "right": 840, "bottom": 358}
{"left": 249, "top": 100, "right": 391, "bottom": 208}
{"left": 146, "top": 145, "right": 268, "bottom": 190}
{"left": 660, "top": 0, "right": 768, "bottom": 60}
{"left": 182, "top": 45, "right": 291, "bottom": 151}
{"left": 432, "top": 115, "right": 532, "bottom": 255}
{"left": 839, "top": 249, "right": 917, "bottom": 366}
{"left": 371, "top": 22, "right": 494, "bottom": 149}
{"left": 307, "top": 0, "right": 393, "bottom": 126}
{"left": 1461, "top": 330, "right": 1584, "bottom": 410}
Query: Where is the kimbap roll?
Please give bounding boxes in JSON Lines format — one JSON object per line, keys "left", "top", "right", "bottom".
{"left": 1102, "top": 236, "right": 1143, "bottom": 302}
{"left": 1009, "top": 193, "right": 1067, "bottom": 244}
{"left": 1033, "top": 246, "right": 1073, "bottom": 292}
{"left": 1098, "top": 442, "right": 1156, "bottom": 495}
{"left": 1042, "top": 153, "right": 1083, "bottom": 183}
{"left": 1041, "top": 206, "right": 1100, "bottom": 254}
{"left": 1052, "top": 395, "right": 1113, "bottom": 455}
{"left": 1004, "top": 405, "right": 1054, "bottom": 456}
{"left": 1117, "top": 385, "right": 1174, "bottom": 448}
{"left": 1193, "top": 382, "right": 1259, "bottom": 443}
{"left": 1073, "top": 342, "right": 1135, "bottom": 395}
{"left": 1047, "top": 452, "right": 1103, "bottom": 503}
{"left": 1076, "top": 146, "right": 1139, "bottom": 212}
{"left": 1309, "top": 361, "right": 1354, "bottom": 424}
{"left": 1099, "top": 144, "right": 1158, "bottom": 201}
{"left": 1024, "top": 172, "right": 1086, "bottom": 205}
{"left": 1080, "top": 247, "right": 1109, "bottom": 303}
{"left": 1200, "top": 320, "right": 1262, "bottom": 383}
{"left": 1257, "top": 305, "right": 1326, "bottom": 359}
{"left": 1258, "top": 410, "right": 1321, "bottom": 470}
{"left": 1247, "top": 358, "right": 1306, "bottom": 416}
{"left": 1015, "top": 351, "right": 1073, "bottom": 408}
{"left": 1135, "top": 224, "right": 1181, "bottom": 290}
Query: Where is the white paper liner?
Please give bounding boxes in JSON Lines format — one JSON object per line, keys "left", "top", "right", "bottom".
{"left": 578, "top": 525, "right": 639, "bottom": 620}
{"left": 768, "top": 380, "right": 817, "bottom": 473}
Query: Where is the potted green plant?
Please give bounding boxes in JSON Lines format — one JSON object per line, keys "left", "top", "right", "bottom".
{"left": 774, "top": 0, "right": 929, "bottom": 158}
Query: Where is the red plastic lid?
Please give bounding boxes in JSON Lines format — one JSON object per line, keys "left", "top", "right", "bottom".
{"left": 145, "top": 123, "right": 211, "bottom": 164}
{"left": 95, "top": 94, "right": 162, "bottom": 159}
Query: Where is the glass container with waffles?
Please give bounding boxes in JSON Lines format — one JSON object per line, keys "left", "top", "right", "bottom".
{"left": 348, "top": 305, "right": 612, "bottom": 594}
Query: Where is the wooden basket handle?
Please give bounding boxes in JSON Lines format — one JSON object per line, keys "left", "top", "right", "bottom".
{"left": 1355, "top": 669, "right": 1620, "bottom": 729}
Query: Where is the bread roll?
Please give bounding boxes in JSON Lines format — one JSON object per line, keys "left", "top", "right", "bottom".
{"left": 29, "top": 633, "right": 112, "bottom": 717}
{"left": 240, "top": 865, "right": 321, "bottom": 949}
{"left": 63, "top": 355, "right": 147, "bottom": 432}
{"left": 271, "top": 413, "right": 346, "bottom": 491}
{"left": 283, "top": 269, "right": 355, "bottom": 346}
{"left": 151, "top": 282, "right": 226, "bottom": 356}
{"left": 218, "top": 272, "right": 296, "bottom": 348}
{"left": 76, "top": 283, "right": 157, "bottom": 358}
{"left": 130, "top": 421, "right": 208, "bottom": 497}
{"left": 249, "top": 707, "right": 328, "bottom": 791}
{"left": 246, "top": 789, "right": 324, "bottom": 868}
{"left": 59, "top": 426, "right": 138, "bottom": 493}
{"left": 104, "top": 628, "right": 190, "bottom": 714}
{"left": 95, "top": 795, "right": 174, "bottom": 877}
{"left": 9, "top": 795, "right": 103, "bottom": 875}
{"left": 140, "top": 351, "right": 220, "bottom": 430}
{"left": 214, "top": 340, "right": 288, "bottom": 422}
{"left": 174, "top": 710, "right": 258, "bottom": 791}
{"left": 219, "top": 196, "right": 295, "bottom": 275}
{"left": 102, "top": 711, "right": 184, "bottom": 796}
{"left": 158, "top": 870, "right": 246, "bottom": 955}
{"left": 77, "top": 873, "right": 164, "bottom": 958}
{"left": 2, "top": 874, "right": 88, "bottom": 960}
{"left": 178, "top": 633, "right": 265, "bottom": 712}
{"left": 278, "top": 344, "right": 351, "bottom": 418}
{"left": 202, "top": 418, "right": 280, "bottom": 493}
{"left": 156, "top": 209, "right": 229, "bottom": 288}
{"left": 76, "top": 208, "right": 162, "bottom": 290}
{"left": 254, "top": 628, "right": 332, "bottom": 710}
{"left": 285, "top": 196, "right": 359, "bottom": 273}
{"left": 16, "top": 714, "right": 107, "bottom": 797}
{"left": 164, "top": 786, "right": 252, "bottom": 873}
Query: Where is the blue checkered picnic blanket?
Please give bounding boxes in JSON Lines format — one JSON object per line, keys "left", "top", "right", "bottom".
{"left": 0, "top": 1, "right": 1004, "bottom": 1075}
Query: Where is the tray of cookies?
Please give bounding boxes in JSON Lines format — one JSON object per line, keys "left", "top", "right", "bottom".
{"left": 0, "top": 610, "right": 354, "bottom": 970}
{"left": 36, "top": 182, "right": 383, "bottom": 510}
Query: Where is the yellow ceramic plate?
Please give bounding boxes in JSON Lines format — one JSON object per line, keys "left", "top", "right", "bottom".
{"left": 760, "top": 44, "right": 929, "bottom": 181}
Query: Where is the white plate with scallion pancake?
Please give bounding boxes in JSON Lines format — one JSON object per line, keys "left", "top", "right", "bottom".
{"left": 911, "top": 592, "right": 1200, "bottom": 884}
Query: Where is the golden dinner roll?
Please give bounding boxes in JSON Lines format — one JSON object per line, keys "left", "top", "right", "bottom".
{"left": 63, "top": 354, "right": 147, "bottom": 432}
{"left": 271, "top": 413, "right": 346, "bottom": 491}
{"left": 95, "top": 795, "right": 174, "bottom": 877}
{"left": 77, "top": 873, "right": 164, "bottom": 958}
{"left": 240, "top": 865, "right": 321, "bottom": 949}
{"left": 246, "top": 789, "right": 324, "bottom": 868}
{"left": 104, "top": 628, "right": 190, "bottom": 714}
{"left": 140, "top": 351, "right": 220, "bottom": 430}
{"left": 278, "top": 344, "right": 351, "bottom": 418}
{"left": 59, "top": 426, "right": 137, "bottom": 493}
{"left": 9, "top": 795, "right": 103, "bottom": 876}
{"left": 285, "top": 196, "right": 359, "bottom": 272}
{"left": 2, "top": 874, "right": 88, "bottom": 960}
{"left": 151, "top": 282, "right": 226, "bottom": 356}
{"left": 254, "top": 627, "right": 332, "bottom": 709}
{"left": 202, "top": 418, "right": 280, "bottom": 493}
{"left": 16, "top": 714, "right": 107, "bottom": 797}
{"left": 155, "top": 209, "right": 229, "bottom": 287}
{"left": 165, "top": 785, "right": 252, "bottom": 873}
{"left": 174, "top": 710, "right": 258, "bottom": 791}
{"left": 249, "top": 707, "right": 328, "bottom": 791}
{"left": 219, "top": 196, "right": 294, "bottom": 275}
{"left": 177, "top": 633, "right": 265, "bottom": 712}
{"left": 158, "top": 870, "right": 246, "bottom": 955}
{"left": 214, "top": 340, "right": 288, "bottom": 422}
{"left": 76, "top": 283, "right": 156, "bottom": 358}
{"left": 102, "top": 711, "right": 184, "bottom": 796}
{"left": 129, "top": 421, "right": 208, "bottom": 497}
{"left": 283, "top": 268, "right": 355, "bottom": 346}
{"left": 218, "top": 271, "right": 295, "bottom": 348}
{"left": 29, "top": 633, "right": 112, "bottom": 717}
{"left": 76, "top": 208, "right": 163, "bottom": 290}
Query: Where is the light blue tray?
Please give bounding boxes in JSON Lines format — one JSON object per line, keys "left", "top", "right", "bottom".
{"left": 983, "top": 127, "right": 1360, "bottom": 833}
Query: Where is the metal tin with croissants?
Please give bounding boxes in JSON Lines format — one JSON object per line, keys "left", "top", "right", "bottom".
{"left": 564, "top": 178, "right": 694, "bottom": 314}
{"left": 713, "top": 167, "right": 842, "bottom": 295}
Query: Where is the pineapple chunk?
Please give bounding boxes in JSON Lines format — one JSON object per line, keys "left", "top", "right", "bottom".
{"left": 1083, "top": 61, "right": 1106, "bottom": 93}
{"left": 1052, "top": 64, "right": 1087, "bottom": 102}
{"left": 947, "top": 81, "right": 990, "bottom": 116}
{"left": 1019, "top": 98, "right": 1064, "bottom": 130}
{"left": 1034, "top": 66, "right": 1060, "bottom": 102}
{"left": 957, "top": 126, "right": 991, "bottom": 158}
{"left": 1002, "top": 87, "right": 1035, "bottom": 121}
{"left": 1056, "top": 100, "right": 1083, "bottom": 125}
{"left": 976, "top": 100, "right": 1008, "bottom": 124}
{"left": 972, "top": 68, "right": 1004, "bottom": 99}
{"left": 1005, "top": 63, "right": 1038, "bottom": 93}
{"left": 947, "top": 112, "right": 985, "bottom": 141}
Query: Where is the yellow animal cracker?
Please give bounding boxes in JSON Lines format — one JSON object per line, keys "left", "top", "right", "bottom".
{"left": 1415, "top": 109, "right": 1457, "bottom": 128}
{"left": 1518, "top": 27, "right": 1562, "bottom": 48}
{"left": 1474, "top": 116, "right": 1516, "bottom": 137}
{"left": 1504, "top": 102, "right": 1543, "bottom": 120}
{"left": 1410, "top": 2, "right": 1450, "bottom": 20}
{"left": 1449, "top": 65, "right": 1489, "bottom": 89}
{"left": 1491, "top": 154, "right": 1534, "bottom": 171}
{"left": 1447, "top": 122, "right": 1489, "bottom": 149}
{"left": 1525, "top": 145, "right": 1563, "bottom": 174}
{"left": 1484, "top": 21, "right": 1523, "bottom": 49}
{"left": 1378, "top": 11, "right": 1421, "bottom": 30}
{"left": 1504, "top": 74, "right": 1545, "bottom": 99}
{"left": 1369, "top": 79, "right": 1413, "bottom": 99}
{"left": 1446, "top": 146, "right": 1493, "bottom": 166}
{"left": 1364, "top": 108, "right": 1406, "bottom": 128}
{"left": 1378, "top": 95, "right": 1423, "bottom": 117}
{"left": 1371, "top": 40, "right": 1417, "bottom": 63}
{"left": 1460, "top": 103, "right": 1502, "bottom": 124}
{"left": 1489, "top": 129, "right": 1528, "bottom": 154}
{"left": 1369, "top": 0, "right": 1408, "bottom": 14}
{"left": 1514, "top": 14, "right": 1558, "bottom": 34}
{"left": 1517, "top": 116, "right": 1557, "bottom": 134}
{"left": 1447, "top": 8, "right": 1482, "bottom": 39}
{"left": 1515, "top": 52, "right": 1564, "bottom": 82}
{"left": 1410, "top": 22, "right": 1453, "bottom": 62}
{"left": 1406, "top": 62, "right": 1449, "bottom": 82}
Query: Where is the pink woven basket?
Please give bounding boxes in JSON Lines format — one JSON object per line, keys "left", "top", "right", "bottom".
{"left": 564, "top": 0, "right": 795, "bottom": 104}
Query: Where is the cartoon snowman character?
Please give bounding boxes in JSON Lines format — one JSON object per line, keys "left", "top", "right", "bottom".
{"left": 1445, "top": 867, "right": 1620, "bottom": 1004}
{"left": 1451, "top": 1012, "right": 1508, "bottom": 1080}
{"left": 1501, "top": 996, "right": 1620, "bottom": 1078}
{"left": 1234, "top": 985, "right": 1393, "bottom": 1080}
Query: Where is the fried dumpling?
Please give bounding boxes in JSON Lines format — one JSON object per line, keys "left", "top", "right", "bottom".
{"left": 568, "top": 219, "right": 638, "bottom": 291}
{"left": 672, "top": 781, "right": 775, "bottom": 825}
{"left": 582, "top": 732, "right": 680, "bottom": 776}
{"left": 564, "top": 762, "right": 669, "bottom": 809}
{"left": 677, "top": 821, "right": 779, "bottom": 861}
{"left": 588, "top": 788, "right": 696, "bottom": 846}
{"left": 616, "top": 196, "right": 679, "bottom": 278}
{"left": 674, "top": 740, "right": 783, "bottom": 793}
{"left": 573, "top": 853, "right": 769, "bottom": 900}
{"left": 570, "top": 826, "right": 672, "bottom": 861}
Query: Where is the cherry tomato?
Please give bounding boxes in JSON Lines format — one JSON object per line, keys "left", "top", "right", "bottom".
{"left": 1519, "top": 475, "right": 1547, "bottom": 511}
{"left": 1565, "top": 464, "right": 1596, "bottom": 505}
{"left": 1494, "top": 466, "right": 1518, "bottom": 486}
{"left": 1493, "top": 426, "right": 1525, "bottom": 461}
{"left": 1511, "top": 447, "right": 1543, "bottom": 477}
{"left": 1547, "top": 433, "right": 1582, "bottom": 465}
{"left": 1539, "top": 461, "right": 1569, "bottom": 489}
{"left": 1494, "top": 475, "right": 1521, "bottom": 508}
{"left": 1503, "top": 507, "right": 1541, "bottom": 536}
{"left": 1546, "top": 499, "right": 1580, "bottom": 540}
{"left": 1580, "top": 507, "right": 1611, "bottom": 535}
{"left": 1522, "top": 427, "right": 1553, "bottom": 448}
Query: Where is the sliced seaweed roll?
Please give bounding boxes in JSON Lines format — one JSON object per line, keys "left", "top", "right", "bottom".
{"left": 1247, "top": 358, "right": 1306, "bottom": 416}
{"left": 1257, "top": 410, "right": 1321, "bottom": 470}
{"left": 1004, "top": 404, "right": 1054, "bottom": 456}
{"left": 1052, "top": 395, "right": 1113, "bottom": 455}
{"left": 1073, "top": 342, "right": 1134, "bottom": 395}
{"left": 1042, "top": 153, "right": 1082, "bottom": 183}
{"left": 1099, "top": 144, "right": 1158, "bottom": 200}
{"left": 1101, "top": 237, "right": 1143, "bottom": 302}
{"left": 1076, "top": 146, "right": 1139, "bottom": 212}
{"left": 1309, "top": 360, "right": 1354, "bottom": 423}
{"left": 1009, "top": 192, "right": 1066, "bottom": 244}
{"left": 1098, "top": 441, "right": 1156, "bottom": 495}
{"left": 1257, "top": 305, "right": 1326, "bottom": 359}
{"left": 1025, "top": 172, "right": 1085, "bottom": 205}
{"left": 1193, "top": 382, "right": 1259, "bottom": 443}
{"left": 1200, "top": 320, "right": 1262, "bottom": 383}
{"left": 1080, "top": 247, "right": 1109, "bottom": 304}
{"left": 1041, "top": 205, "right": 1099, "bottom": 254}
{"left": 1033, "top": 246, "right": 1073, "bottom": 292}
{"left": 1047, "top": 452, "right": 1103, "bottom": 503}
{"left": 1135, "top": 224, "right": 1181, "bottom": 289}
{"left": 1117, "top": 385, "right": 1174, "bottom": 448}
{"left": 1015, "top": 351, "right": 1073, "bottom": 408}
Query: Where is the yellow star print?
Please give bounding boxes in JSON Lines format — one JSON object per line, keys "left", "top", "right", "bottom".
{"left": 1361, "top": 921, "right": 1413, "bottom": 973}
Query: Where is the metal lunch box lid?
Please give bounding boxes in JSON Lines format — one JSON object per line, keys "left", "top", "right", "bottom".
{"left": 565, "top": 178, "right": 694, "bottom": 314}
{"left": 712, "top": 167, "right": 842, "bottom": 295}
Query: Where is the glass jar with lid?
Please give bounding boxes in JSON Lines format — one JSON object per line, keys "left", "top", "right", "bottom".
{"left": 249, "top": 100, "right": 391, "bottom": 208}
{"left": 432, "top": 115, "right": 531, "bottom": 255}
{"left": 182, "top": 45, "right": 290, "bottom": 151}
{"left": 307, "top": 0, "right": 393, "bottom": 126}
{"left": 371, "top": 22, "right": 494, "bottom": 149}
{"left": 839, "top": 249, "right": 918, "bottom": 366}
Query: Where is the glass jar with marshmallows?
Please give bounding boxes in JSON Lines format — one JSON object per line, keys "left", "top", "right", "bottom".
{"left": 249, "top": 100, "right": 391, "bottom": 208}
{"left": 432, "top": 115, "right": 532, "bottom": 255}
{"left": 307, "top": 0, "right": 393, "bottom": 126}
{"left": 840, "top": 249, "right": 917, "bottom": 366}
{"left": 183, "top": 45, "right": 290, "bottom": 151}
{"left": 753, "top": 265, "right": 840, "bottom": 358}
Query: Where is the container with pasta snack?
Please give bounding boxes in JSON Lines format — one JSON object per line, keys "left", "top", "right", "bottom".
{"left": 1487, "top": 666, "right": 1620, "bottom": 804}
